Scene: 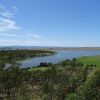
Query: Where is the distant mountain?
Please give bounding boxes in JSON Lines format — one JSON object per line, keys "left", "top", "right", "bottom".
{"left": 0, "top": 46, "right": 53, "bottom": 50}
{"left": 0, "top": 46, "right": 100, "bottom": 51}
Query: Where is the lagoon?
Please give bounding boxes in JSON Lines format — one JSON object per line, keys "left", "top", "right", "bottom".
{"left": 20, "top": 50, "right": 100, "bottom": 68}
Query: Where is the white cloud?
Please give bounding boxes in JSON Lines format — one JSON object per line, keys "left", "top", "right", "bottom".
{"left": 0, "top": 5, "right": 44, "bottom": 46}
{"left": 26, "top": 33, "right": 43, "bottom": 39}
{"left": 33, "top": 34, "right": 43, "bottom": 39}
{"left": 0, "top": 5, "right": 19, "bottom": 33}
{"left": 12, "top": 6, "right": 18, "bottom": 12}
{"left": 0, "top": 33, "right": 17, "bottom": 37}
{"left": 1, "top": 11, "right": 13, "bottom": 18}
{"left": 0, "top": 5, "right": 13, "bottom": 18}
{"left": 0, "top": 39, "right": 42, "bottom": 46}
{"left": 0, "top": 18, "right": 19, "bottom": 32}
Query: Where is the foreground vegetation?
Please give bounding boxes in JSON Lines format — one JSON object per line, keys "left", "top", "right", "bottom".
{"left": 0, "top": 55, "right": 100, "bottom": 100}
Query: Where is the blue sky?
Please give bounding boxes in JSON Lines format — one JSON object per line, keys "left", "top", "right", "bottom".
{"left": 0, "top": 0, "right": 100, "bottom": 47}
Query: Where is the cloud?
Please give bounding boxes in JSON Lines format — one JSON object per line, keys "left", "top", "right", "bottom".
{"left": 0, "top": 5, "right": 19, "bottom": 33}
{"left": 0, "top": 18, "right": 19, "bottom": 32}
{"left": 0, "top": 33, "right": 17, "bottom": 37}
{"left": 0, "top": 5, "right": 44, "bottom": 46}
{"left": 26, "top": 33, "right": 43, "bottom": 39}
{"left": 0, "top": 5, "right": 18, "bottom": 18}
{"left": 0, "top": 5, "right": 13, "bottom": 18}
{"left": 12, "top": 6, "right": 18, "bottom": 12}
{"left": 0, "top": 31, "right": 44, "bottom": 46}
{"left": 0, "top": 39, "right": 42, "bottom": 46}
{"left": 33, "top": 34, "right": 43, "bottom": 39}
{"left": 1, "top": 11, "right": 13, "bottom": 18}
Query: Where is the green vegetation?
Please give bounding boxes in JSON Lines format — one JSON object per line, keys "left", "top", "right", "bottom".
{"left": 78, "top": 55, "right": 100, "bottom": 67}
{"left": 29, "top": 62, "right": 53, "bottom": 71}
{"left": 0, "top": 50, "right": 100, "bottom": 100}
{"left": 29, "top": 67, "right": 49, "bottom": 71}
{"left": 0, "top": 50, "right": 55, "bottom": 62}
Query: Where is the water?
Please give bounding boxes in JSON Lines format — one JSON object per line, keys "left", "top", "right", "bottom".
{"left": 20, "top": 50, "right": 100, "bottom": 68}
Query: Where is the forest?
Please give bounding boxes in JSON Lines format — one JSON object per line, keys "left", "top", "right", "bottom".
{"left": 0, "top": 50, "right": 99, "bottom": 100}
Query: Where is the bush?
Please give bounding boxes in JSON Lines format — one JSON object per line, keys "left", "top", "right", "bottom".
{"left": 77, "top": 68, "right": 100, "bottom": 100}
{"left": 65, "top": 93, "right": 80, "bottom": 100}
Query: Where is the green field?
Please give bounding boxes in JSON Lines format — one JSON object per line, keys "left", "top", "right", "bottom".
{"left": 78, "top": 55, "right": 100, "bottom": 67}
{"left": 29, "top": 67, "right": 49, "bottom": 71}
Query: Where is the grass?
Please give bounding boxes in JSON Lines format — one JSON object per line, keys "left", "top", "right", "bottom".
{"left": 78, "top": 55, "right": 100, "bottom": 67}
{"left": 29, "top": 67, "right": 49, "bottom": 71}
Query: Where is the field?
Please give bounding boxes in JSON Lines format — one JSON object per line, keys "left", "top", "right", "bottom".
{"left": 29, "top": 67, "right": 49, "bottom": 71}
{"left": 78, "top": 55, "right": 100, "bottom": 67}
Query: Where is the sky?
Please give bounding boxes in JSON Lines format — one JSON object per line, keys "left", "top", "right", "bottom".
{"left": 0, "top": 0, "right": 100, "bottom": 47}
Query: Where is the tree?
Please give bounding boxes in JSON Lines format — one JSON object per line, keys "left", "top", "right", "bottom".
{"left": 66, "top": 93, "right": 80, "bottom": 100}
{"left": 77, "top": 68, "right": 100, "bottom": 100}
